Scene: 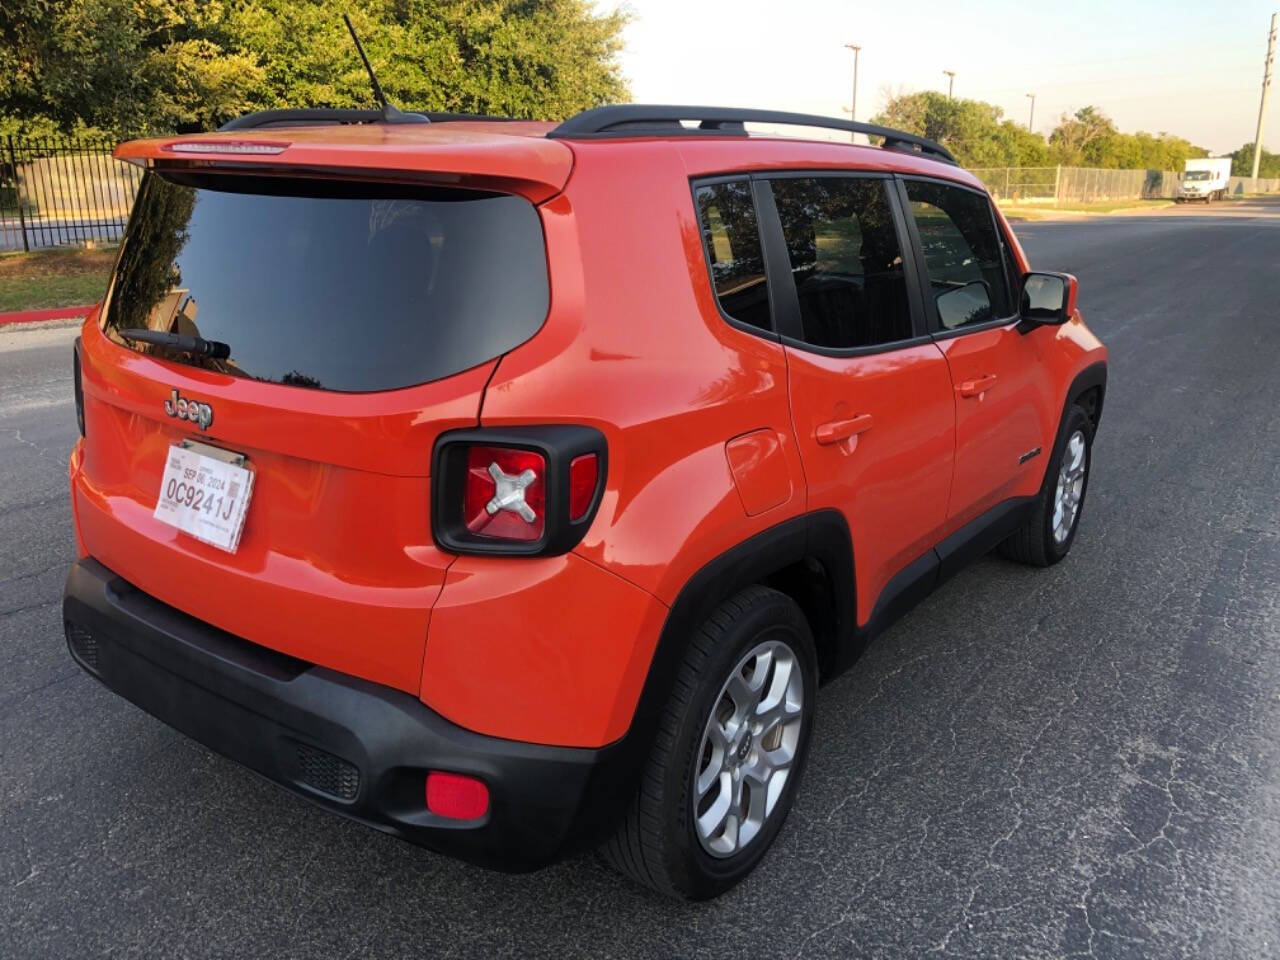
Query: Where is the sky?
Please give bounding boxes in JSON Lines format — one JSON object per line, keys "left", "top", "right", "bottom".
{"left": 612, "top": 0, "right": 1278, "bottom": 155}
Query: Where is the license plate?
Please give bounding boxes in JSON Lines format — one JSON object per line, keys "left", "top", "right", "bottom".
{"left": 153, "top": 441, "right": 254, "bottom": 553}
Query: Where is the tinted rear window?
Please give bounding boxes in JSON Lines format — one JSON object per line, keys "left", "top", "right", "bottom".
{"left": 104, "top": 172, "right": 548, "bottom": 392}
{"left": 770, "top": 176, "right": 914, "bottom": 349}
{"left": 694, "top": 180, "right": 771, "bottom": 331}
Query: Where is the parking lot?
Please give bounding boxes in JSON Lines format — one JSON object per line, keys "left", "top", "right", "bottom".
{"left": 3, "top": 198, "right": 1278, "bottom": 958}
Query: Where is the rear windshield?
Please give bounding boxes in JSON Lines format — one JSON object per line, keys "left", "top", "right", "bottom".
{"left": 104, "top": 172, "right": 549, "bottom": 392}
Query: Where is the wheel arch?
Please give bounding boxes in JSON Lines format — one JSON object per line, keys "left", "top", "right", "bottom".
{"left": 573, "top": 510, "right": 857, "bottom": 852}
{"left": 627, "top": 510, "right": 856, "bottom": 747}
{"left": 1065, "top": 361, "right": 1107, "bottom": 433}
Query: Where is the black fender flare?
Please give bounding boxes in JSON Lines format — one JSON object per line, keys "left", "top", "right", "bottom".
{"left": 568, "top": 510, "right": 856, "bottom": 850}
{"left": 1065, "top": 361, "right": 1108, "bottom": 428}
{"left": 633, "top": 509, "right": 855, "bottom": 729}
{"left": 1044, "top": 361, "right": 1107, "bottom": 489}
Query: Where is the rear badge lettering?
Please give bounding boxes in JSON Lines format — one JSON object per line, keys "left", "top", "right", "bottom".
{"left": 164, "top": 389, "right": 214, "bottom": 431}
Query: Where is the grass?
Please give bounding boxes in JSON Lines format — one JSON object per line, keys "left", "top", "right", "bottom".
{"left": 998, "top": 199, "right": 1179, "bottom": 222}
{"left": 1002, "top": 199, "right": 1175, "bottom": 214}
{"left": 1003, "top": 195, "right": 1172, "bottom": 211}
{"left": 1051, "top": 199, "right": 1173, "bottom": 213}
{"left": 0, "top": 246, "right": 115, "bottom": 313}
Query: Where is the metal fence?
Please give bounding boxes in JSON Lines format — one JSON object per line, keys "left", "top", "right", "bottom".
{"left": 1227, "top": 175, "right": 1280, "bottom": 195}
{"left": 967, "top": 167, "right": 1061, "bottom": 203}
{"left": 1, "top": 136, "right": 144, "bottom": 251}
{"left": 970, "top": 165, "right": 1280, "bottom": 205}
{"left": 4, "top": 140, "right": 1280, "bottom": 252}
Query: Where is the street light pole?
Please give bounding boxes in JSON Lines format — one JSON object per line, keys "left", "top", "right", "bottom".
{"left": 1026, "top": 93, "right": 1036, "bottom": 131}
{"left": 844, "top": 43, "right": 862, "bottom": 123}
{"left": 943, "top": 70, "right": 956, "bottom": 99}
{"left": 1251, "top": 13, "right": 1276, "bottom": 182}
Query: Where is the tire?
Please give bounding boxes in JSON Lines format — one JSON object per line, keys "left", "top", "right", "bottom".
{"left": 601, "top": 585, "right": 818, "bottom": 899}
{"left": 1000, "top": 404, "right": 1094, "bottom": 567}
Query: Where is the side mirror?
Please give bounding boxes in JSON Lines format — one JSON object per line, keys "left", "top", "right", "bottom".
{"left": 1018, "top": 272, "right": 1077, "bottom": 329}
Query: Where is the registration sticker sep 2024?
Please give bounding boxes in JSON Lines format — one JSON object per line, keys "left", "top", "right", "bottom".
{"left": 153, "top": 443, "right": 254, "bottom": 553}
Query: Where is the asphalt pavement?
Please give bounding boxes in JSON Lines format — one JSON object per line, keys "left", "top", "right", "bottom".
{"left": 2, "top": 198, "right": 1279, "bottom": 959}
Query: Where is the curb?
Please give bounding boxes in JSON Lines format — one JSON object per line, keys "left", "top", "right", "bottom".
{"left": 0, "top": 304, "right": 94, "bottom": 328}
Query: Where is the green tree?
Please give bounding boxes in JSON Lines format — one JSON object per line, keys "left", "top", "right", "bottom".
{"left": 871, "top": 90, "right": 1050, "bottom": 168}
{"left": 225, "top": 0, "right": 628, "bottom": 120}
{"left": 1047, "top": 106, "right": 1115, "bottom": 166}
{"left": 0, "top": 0, "right": 629, "bottom": 135}
{"left": 1228, "top": 142, "right": 1280, "bottom": 178}
{"left": 1048, "top": 106, "right": 1207, "bottom": 170}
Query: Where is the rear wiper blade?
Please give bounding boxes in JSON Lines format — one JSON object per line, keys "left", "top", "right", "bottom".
{"left": 117, "top": 328, "right": 231, "bottom": 360}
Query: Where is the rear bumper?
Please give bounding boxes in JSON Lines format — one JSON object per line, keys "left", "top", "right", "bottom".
{"left": 62, "top": 558, "right": 632, "bottom": 871}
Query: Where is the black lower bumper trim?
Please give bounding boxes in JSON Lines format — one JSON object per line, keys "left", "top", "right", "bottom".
{"left": 62, "top": 558, "right": 627, "bottom": 872}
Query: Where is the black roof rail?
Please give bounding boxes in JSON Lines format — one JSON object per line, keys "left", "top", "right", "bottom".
{"left": 220, "top": 108, "right": 382, "bottom": 130}
{"left": 219, "top": 108, "right": 515, "bottom": 131}
{"left": 547, "top": 104, "right": 957, "bottom": 165}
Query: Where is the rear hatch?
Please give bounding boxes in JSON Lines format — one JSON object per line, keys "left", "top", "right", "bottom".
{"left": 73, "top": 128, "right": 569, "bottom": 693}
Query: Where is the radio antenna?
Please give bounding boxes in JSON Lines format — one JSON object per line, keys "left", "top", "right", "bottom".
{"left": 343, "top": 14, "right": 427, "bottom": 124}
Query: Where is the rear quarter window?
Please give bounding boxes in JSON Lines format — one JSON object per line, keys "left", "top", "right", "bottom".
{"left": 104, "top": 172, "right": 549, "bottom": 392}
{"left": 693, "top": 180, "right": 772, "bottom": 332}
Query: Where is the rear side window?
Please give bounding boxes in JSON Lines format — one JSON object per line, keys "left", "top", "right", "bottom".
{"left": 769, "top": 177, "right": 914, "bottom": 349}
{"left": 903, "top": 179, "right": 1012, "bottom": 330}
{"left": 104, "top": 172, "right": 549, "bottom": 392}
{"left": 694, "top": 181, "right": 771, "bottom": 331}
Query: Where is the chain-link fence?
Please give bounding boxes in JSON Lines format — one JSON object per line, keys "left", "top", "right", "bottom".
{"left": 1061, "top": 167, "right": 1181, "bottom": 202}
{"left": 969, "top": 166, "right": 1180, "bottom": 203}
{"left": 970, "top": 165, "right": 1280, "bottom": 205}
{"left": 967, "top": 167, "right": 1060, "bottom": 203}
{"left": 1, "top": 136, "right": 145, "bottom": 251}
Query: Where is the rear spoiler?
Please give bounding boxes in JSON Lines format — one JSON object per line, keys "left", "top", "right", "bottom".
{"left": 218, "top": 108, "right": 513, "bottom": 130}
{"left": 113, "top": 126, "right": 573, "bottom": 204}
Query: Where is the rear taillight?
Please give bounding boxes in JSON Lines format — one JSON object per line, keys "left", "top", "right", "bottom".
{"left": 463, "top": 445, "right": 546, "bottom": 542}
{"left": 568, "top": 454, "right": 599, "bottom": 522}
{"left": 432, "top": 427, "right": 606, "bottom": 556}
{"left": 72, "top": 337, "right": 85, "bottom": 437}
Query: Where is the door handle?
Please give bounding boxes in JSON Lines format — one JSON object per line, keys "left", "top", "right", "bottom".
{"left": 815, "top": 414, "right": 874, "bottom": 445}
{"left": 959, "top": 374, "right": 998, "bottom": 398}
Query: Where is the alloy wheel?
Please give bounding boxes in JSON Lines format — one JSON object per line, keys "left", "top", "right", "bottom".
{"left": 693, "top": 639, "right": 805, "bottom": 858}
{"left": 1052, "top": 429, "right": 1087, "bottom": 544}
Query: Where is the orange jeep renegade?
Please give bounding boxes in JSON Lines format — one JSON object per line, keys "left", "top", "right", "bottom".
{"left": 63, "top": 104, "right": 1107, "bottom": 899}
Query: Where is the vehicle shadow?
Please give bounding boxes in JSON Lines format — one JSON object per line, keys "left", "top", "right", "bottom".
{"left": 49, "top": 549, "right": 1092, "bottom": 958}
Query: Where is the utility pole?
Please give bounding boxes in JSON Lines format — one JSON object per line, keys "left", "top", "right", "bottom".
{"left": 1026, "top": 93, "right": 1036, "bottom": 131}
{"left": 943, "top": 70, "right": 956, "bottom": 99}
{"left": 1251, "top": 13, "right": 1276, "bottom": 182}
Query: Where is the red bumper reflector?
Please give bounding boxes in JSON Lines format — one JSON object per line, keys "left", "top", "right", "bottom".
{"left": 425, "top": 771, "right": 490, "bottom": 820}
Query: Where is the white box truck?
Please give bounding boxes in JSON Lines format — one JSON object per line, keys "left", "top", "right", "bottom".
{"left": 1177, "top": 158, "right": 1232, "bottom": 202}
